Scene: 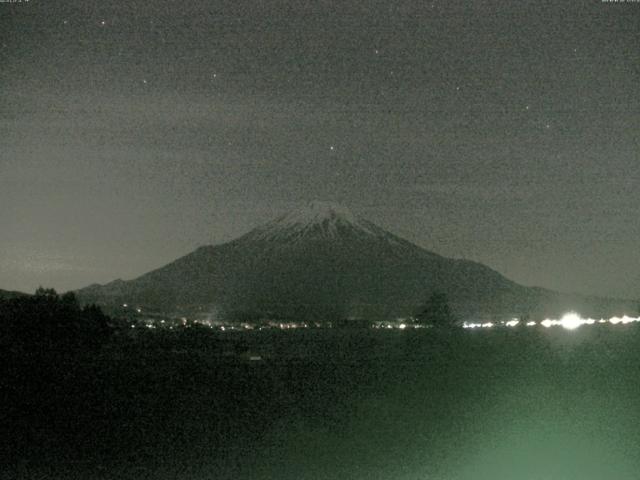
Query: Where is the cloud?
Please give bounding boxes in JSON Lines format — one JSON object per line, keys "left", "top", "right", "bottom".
{"left": 0, "top": 251, "right": 91, "bottom": 274}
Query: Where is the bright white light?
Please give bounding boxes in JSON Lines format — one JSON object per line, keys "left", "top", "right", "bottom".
{"left": 461, "top": 313, "right": 640, "bottom": 332}
{"left": 399, "top": 323, "right": 407, "bottom": 330}
{"left": 609, "top": 315, "right": 640, "bottom": 325}
{"left": 462, "top": 322, "right": 475, "bottom": 329}
{"left": 560, "top": 312, "right": 583, "bottom": 330}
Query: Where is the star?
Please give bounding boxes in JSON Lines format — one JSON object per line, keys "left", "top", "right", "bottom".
{"left": 525, "top": 105, "right": 530, "bottom": 110}
{"left": 330, "top": 145, "right": 335, "bottom": 151}
{"left": 100, "top": 20, "right": 106, "bottom": 26}
{"left": 374, "top": 49, "right": 380, "bottom": 55}
{"left": 142, "top": 79, "right": 148, "bottom": 85}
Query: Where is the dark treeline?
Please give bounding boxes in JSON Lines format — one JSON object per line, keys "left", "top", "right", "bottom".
{"left": 0, "top": 287, "right": 112, "bottom": 355}
{"left": 1, "top": 288, "right": 112, "bottom": 471}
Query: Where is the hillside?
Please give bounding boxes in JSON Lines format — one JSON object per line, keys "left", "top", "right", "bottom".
{"left": 0, "top": 289, "right": 28, "bottom": 300}
{"left": 77, "top": 202, "right": 635, "bottom": 321}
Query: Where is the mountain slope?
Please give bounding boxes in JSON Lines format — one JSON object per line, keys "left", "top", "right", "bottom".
{"left": 77, "top": 202, "right": 635, "bottom": 321}
{"left": 0, "top": 289, "right": 28, "bottom": 300}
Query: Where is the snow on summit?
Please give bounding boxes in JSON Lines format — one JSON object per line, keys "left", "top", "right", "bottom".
{"left": 275, "top": 201, "right": 360, "bottom": 228}
{"left": 244, "top": 201, "right": 388, "bottom": 241}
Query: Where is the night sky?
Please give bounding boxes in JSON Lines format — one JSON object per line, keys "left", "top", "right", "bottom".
{"left": 1, "top": 1, "right": 639, "bottom": 297}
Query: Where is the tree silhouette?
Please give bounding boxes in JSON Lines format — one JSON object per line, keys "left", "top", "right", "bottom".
{"left": 417, "top": 292, "right": 455, "bottom": 328}
{"left": 0, "top": 288, "right": 111, "bottom": 354}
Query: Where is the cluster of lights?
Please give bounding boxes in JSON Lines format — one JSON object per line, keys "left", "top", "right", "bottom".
{"left": 373, "top": 321, "right": 425, "bottom": 330}
{"left": 124, "top": 310, "right": 640, "bottom": 333}
{"left": 462, "top": 322, "right": 496, "bottom": 329}
{"left": 463, "top": 312, "right": 640, "bottom": 331}
{"left": 540, "top": 313, "right": 640, "bottom": 330}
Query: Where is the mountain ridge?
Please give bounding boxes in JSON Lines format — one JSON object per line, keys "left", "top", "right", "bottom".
{"left": 77, "top": 202, "right": 636, "bottom": 321}
{"left": 0, "top": 289, "right": 28, "bottom": 300}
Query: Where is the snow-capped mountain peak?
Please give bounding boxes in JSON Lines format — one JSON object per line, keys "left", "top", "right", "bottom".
{"left": 275, "top": 201, "right": 359, "bottom": 228}
{"left": 243, "top": 201, "right": 389, "bottom": 242}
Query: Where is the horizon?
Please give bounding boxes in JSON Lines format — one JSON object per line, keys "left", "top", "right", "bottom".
{"left": 2, "top": 199, "right": 639, "bottom": 302}
{"left": 5, "top": 200, "right": 636, "bottom": 309}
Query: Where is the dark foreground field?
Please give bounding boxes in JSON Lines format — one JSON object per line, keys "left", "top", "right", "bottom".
{"left": 4, "top": 326, "right": 640, "bottom": 480}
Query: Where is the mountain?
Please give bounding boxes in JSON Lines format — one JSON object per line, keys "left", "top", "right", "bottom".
{"left": 77, "top": 201, "right": 635, "bottom": 322}
{"left": 0, "top": 289, "right": 28, "bottom": 300}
